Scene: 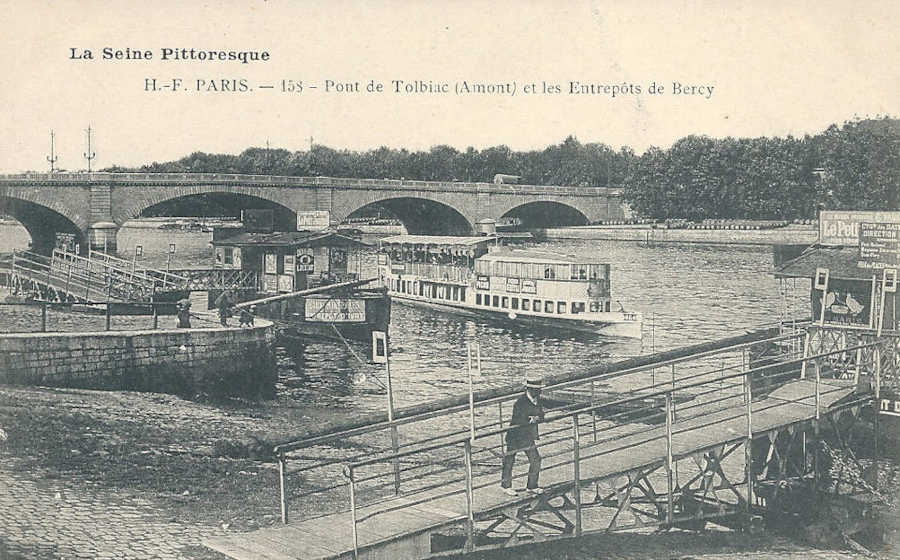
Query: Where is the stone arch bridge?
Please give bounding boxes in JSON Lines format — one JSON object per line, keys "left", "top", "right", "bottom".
{"left": 0, "top": 173, "right": 627, "bottom": 253}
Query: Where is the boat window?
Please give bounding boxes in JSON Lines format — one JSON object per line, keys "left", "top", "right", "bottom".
{"left": 476, "top": 293, "right": 482, "bottom": 305}
{"left": 501, "top": 297, "right": 508, "bottom": 308}
{"left": 545, "top": 301, "right": 554, "bottom": 313}
{"left": 522, "top": 299, "right": 530, "bottom": 311}
{"left": 557, "top": 301, "right": 566, "bottom": 314}
{"left": 460, "top": 287, "right": 466, "bottom": 301}
{"left": 590, "top": 301, "right": 600, "bottom": 313}
{"left": 511, "top": 298, "right": 519, "bottom": 310}
{"left": 572, "top": 302, "right": 585, "bottom": 314}
{"left": 453, "top": 287, "right": 460, "bottom": 301}
{"left": 606, "top": 301, "right": 611, "bottom": 312}
{"left": 533, "top": 299, "right": 540, "bottom": 311}
{"left": 544, "top": 267, "right": 555, "bottom": 279}
{"left": 578, "top": 268, "right": 587, "bottom": 280}
{"left": 492, "top": 295, "right": 500, "bottom": 307}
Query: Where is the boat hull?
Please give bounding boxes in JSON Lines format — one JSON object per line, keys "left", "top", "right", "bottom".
{"left": 390, "top": 292, "right": 643, "bottom": 339}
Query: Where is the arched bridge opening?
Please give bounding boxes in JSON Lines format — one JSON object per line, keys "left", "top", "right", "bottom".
{"left": 500, "top": 201, "right": 589, "bottom": 230}
{"left": 0, "top": 197, "right": 85, "bottom": 255}
{"left": 138, "top": 193, "right": 298, "bottom": 232}
{"left": 344, "top": 198, "right": 473, "bottom": 236}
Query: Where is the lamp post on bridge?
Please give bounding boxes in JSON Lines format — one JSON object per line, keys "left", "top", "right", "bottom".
{"left": 83, "top": 125, "right": 96, "bottom": 172}
{"left": 46, "top": 130, "right": 58, "bottom": 173}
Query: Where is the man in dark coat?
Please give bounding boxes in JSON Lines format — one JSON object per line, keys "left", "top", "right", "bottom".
{"left": 500, "top": 374, "right": 545, "bottom": 494}
{"left": 175, "top": 296, "right": 192, "bottom": 329}
{"left": 215, "top": 290, "right": 234, "bottom": 326}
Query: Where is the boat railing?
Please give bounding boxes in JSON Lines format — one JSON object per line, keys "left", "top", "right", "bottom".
{"left": 400, "top": 262, "right": 471, "bottom": 284}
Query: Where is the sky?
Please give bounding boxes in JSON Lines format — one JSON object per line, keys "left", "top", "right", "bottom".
{"left": 2, "top": 0, "right": 898, "bottom": 173}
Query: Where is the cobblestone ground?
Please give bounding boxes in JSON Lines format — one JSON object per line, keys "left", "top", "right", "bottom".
{"left": 0, "top": 458, "right": 226, "bottom": 560}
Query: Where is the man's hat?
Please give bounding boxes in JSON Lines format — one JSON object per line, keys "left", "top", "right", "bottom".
{"left": 525, "top": 374, "right": 543, "bottom": 389}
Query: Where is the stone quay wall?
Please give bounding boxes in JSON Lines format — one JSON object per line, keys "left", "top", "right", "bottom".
{"left": 0, "top": 320, "right": 277, "bottom": 397}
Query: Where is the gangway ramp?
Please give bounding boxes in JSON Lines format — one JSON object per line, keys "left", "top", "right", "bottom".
{"left": 206, "top": 329, "right": 888, "bottom": 560}
{"left": 4, "top": 249, "right": 187, "bottom": 302}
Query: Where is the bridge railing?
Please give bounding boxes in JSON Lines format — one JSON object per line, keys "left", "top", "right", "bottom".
{"left": 0, "top": 172, "right": 622, "bottom": 195}
{"left": 340, "top": 337, "right": 881, "bottom": 555}
{"left": 270, "top": 329, "right": 810, "bottom": 523}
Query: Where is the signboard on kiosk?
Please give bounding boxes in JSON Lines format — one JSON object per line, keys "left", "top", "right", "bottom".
{"left": 297, "top": 210, "right": 330, "bottom": 231}
{"left": 858, "top": 222, "right": 900, "bottom": 270}
{"left": 306, "top": 298, "right": 366, "bottom": 322}
{"left": 819, "top": 210, "right": 900, "bottom": 246}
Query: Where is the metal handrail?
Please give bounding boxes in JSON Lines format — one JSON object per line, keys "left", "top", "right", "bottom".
{"left": 274, "top": 330, "right": 799, "bottom": 454}
{"left": 347, "top": 339, "right": 879, "bottom": 471}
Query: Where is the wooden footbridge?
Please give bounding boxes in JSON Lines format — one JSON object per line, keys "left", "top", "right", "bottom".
{"left": 206, "top": 325, "right": 896, "bottom": 560}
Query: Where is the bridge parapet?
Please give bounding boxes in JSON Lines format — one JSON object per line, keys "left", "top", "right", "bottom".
{"left": 0, "top": 172, "right": 622, "bottom": 197}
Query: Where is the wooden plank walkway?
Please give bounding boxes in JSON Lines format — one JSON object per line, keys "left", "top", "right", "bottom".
{"left": 205, "top": 379, "right": 857, "bottom": 560}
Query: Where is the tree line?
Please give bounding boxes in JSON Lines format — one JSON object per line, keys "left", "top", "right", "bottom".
{"left": 105, "top": 117, "right": 898, "bottom": 220}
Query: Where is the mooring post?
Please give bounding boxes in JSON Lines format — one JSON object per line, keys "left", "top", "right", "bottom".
{"left": 278, "top": 451, "right": 288, "bottom": 524}
{"left": 463, "top": 439, "right": 475, "bottom": 553}
{"left": 348, "top": 466, "right": 359, "bottom": 560}
{"left": 664, "top": 392, "right": 674, "bottom": 526}
{"left": 572, "top": 413, "right": 582, "bottom": 537}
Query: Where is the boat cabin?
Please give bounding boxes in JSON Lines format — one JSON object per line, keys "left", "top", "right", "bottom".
{"left": 212, "top": 229, "right": 373, "bottom": 294}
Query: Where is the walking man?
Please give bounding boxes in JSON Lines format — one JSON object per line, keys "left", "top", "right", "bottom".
{"left": 215, "top": 290, "right": 234, "bottom": 326}
{"left": 500, "top": 374, "right": 545, "bottom": 495}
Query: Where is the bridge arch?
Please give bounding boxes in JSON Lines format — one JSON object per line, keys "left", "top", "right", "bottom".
{"left": 498, "top": 200, "right": 590, "bottom": 229}
{"left": 0, "top": 195, "right": 86, "bottom": 254}
{"left": 340, "top": 196, "right": 473, "bottom": 235}
{"left": 114, "top": 187, "right": 302, "bottom": 231}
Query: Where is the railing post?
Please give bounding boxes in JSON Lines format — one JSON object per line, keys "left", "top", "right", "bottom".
{"left": 384, "top": 335, "right": 401, "bottom": 495}
{"left": 572, "top": 413, "right": 582, "bottom": 537}
{"left": 800, "top": 331, "right": 811, "bottom": 379}
{"left": 813, "top": 349, "right": 822, "bottom": 490}
{"left": 467, "top": 343, "right": 476, "bottom": 442}
{"left": 664, "top": 392, "right": 674, "bottom": 526}
{"left": 105, "top": 302, "right": 112, "bottom": 331}
{"left": 41, "top": 302, "right": 47, "bottom": 332}
{"left": 278, "top": 451, "right": 288, "bottom": 524}
{"left": 591, "top": 380, "right": 598, "bottom": 443}
{"left": 463, "top": 439, "right": 475, "bottom": 553}
{"left": 64, "top": 260, "right": 72, "bottom": 297}
{"left": 348, "top": 466, "right": 359, "bottom": 560}
{"left": 744, "top": 370, "right": 754, "bottom": 516}
{"left": 152, "top": 303, "right": 159, "bottom": 330}
{"left": 497, "top": 401, "right": 505, "bottom": 457}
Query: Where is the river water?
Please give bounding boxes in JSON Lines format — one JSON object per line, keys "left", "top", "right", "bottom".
{"left": 0, "top": 222, "right": 809, "bottom": 415}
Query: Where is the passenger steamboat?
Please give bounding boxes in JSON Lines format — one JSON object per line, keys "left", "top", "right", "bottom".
{"left": 378, "top": 235, "right": 642, "bottom": 339}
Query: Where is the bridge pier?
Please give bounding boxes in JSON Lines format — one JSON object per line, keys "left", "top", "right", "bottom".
{"left": 87, "top": 221, "right": 119, "bottom": 253}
